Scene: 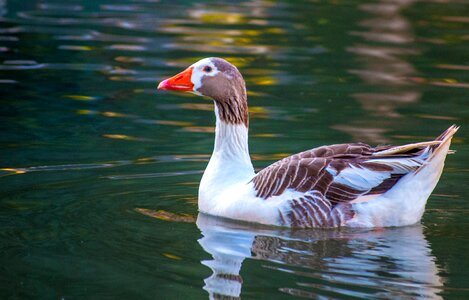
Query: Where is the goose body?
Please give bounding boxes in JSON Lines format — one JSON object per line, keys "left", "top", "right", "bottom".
{"left": 158, "top": 57, "right": 458, "bottom": 228}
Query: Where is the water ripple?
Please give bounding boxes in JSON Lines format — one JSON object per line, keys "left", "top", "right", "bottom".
{"left": 0, "top": 154, "right": 209, "bottom": 177}
{"left": 106, "top": 170, "right": 203, "bottom": 180}
{"left": 0, "top": 162, "right": 128, "bottom": 177}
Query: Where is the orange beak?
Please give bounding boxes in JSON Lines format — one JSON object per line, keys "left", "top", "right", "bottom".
{"left": 157, "top": 67, "right": 194, "bottom": 92}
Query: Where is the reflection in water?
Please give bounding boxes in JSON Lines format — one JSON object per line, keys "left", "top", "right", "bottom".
{"left": 339, "top": 0, "right": 421, "bottom": 144}
{"left": 197, "top": 213, "right": 443, "bottom": 299}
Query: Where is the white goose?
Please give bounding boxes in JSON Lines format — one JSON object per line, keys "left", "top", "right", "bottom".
{"left": 158, "top": 57, "right": 458, "bottom": 228}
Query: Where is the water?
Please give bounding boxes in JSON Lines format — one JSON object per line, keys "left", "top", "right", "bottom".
{"left": 1, "top": 0, "right": 468, "bottom": 299}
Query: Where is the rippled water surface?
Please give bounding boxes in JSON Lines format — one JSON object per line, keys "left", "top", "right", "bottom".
{"left": 1, "top": 0, "right": 468, "bottom": 299}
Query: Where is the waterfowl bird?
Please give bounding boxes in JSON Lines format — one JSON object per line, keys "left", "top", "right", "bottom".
{"left": 158, "top": 57, "right": 458, "bottom": 228}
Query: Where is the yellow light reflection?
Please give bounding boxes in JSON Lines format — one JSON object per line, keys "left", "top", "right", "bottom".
{"left": 76, "top": 109, "right": 96, "bottom": 115}
{"left": 0, "top": 168, "right": 26, "bottom": 174}
{"left": 101, "top": 111, "right": 128, "bottom": 118}
{"left": 247, "top": 90, "right": 267, "bottom": 97}
{"left": 155, "top": 120, "right": 193, "bottom": 126}
{"left": 64, "top": 95, "right": 96, "bottom": 101}
{"left": 249, "top": 76, "right": 278, "bottom": 86}
{"left": 183, "top": 126, "right": 215, "bottom": 133}
{"left": 135, "top": 208, "right": 195, "bottom": 223}
{"left": 59, "top": 45, "right": 93, "bottom": 51}
{"left": 196, "top": 12, "right": 244, "bottom": 25}
{"left": 251, "top": 153, "right": 290, "bottom": 161}
{"left": 163, "top": 253, "right": 182, "bottom": 260}
{"left": 102, "top": 134, "right": 138, "bottom": 140}
{"left": 253, "top": 133, "right": 279, "bottom": 138}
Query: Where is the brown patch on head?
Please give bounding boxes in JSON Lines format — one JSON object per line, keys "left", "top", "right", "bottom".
{"left": 197, "top": 58, "right": 249, "bottom": 127}
{"left": 211, "top": 58, "right": 238, "bottom": 74}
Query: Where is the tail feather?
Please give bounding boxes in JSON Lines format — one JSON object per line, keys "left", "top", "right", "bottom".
{"left": 415, "top": 125, "right": 458, "bottom": 174}
{"left": 428, "top": 124, "right": 459, "bottom": 160}
{"left": 372, "top": 125, "right": 459, "bottom": 160}
{"left": 435, "top": 124, "right": 459, "bottom": 142}
{"left": 372, "top": 141, "right": 440, "bottom": 157}
{"left": 349, "top": 125, "right": 459, "bottom": 227}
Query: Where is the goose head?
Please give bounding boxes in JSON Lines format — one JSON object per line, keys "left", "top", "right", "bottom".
{"left": 158, "top": 57, "right": 248, "bottom": 126}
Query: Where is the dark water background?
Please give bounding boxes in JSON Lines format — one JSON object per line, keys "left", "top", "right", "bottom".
{"left": 1, "top": 0, "right": 468, "bottom": 299}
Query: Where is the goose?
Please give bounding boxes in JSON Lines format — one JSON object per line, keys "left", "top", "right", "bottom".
{"left": 157, "top": 57, "right": 458, "bottom": 228}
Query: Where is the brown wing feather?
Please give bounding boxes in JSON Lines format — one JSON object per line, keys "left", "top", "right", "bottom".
{"left": 252, "top": 128, "right": 455, "bottom": 227}
{"left": 299, "top": 143, "right": 377, "bottom": 159}
{"left": 252, "top": 143, "right": 385, "bottom": 201}
{"left": 252, "top": 143, "right": 406, "bottom": 227}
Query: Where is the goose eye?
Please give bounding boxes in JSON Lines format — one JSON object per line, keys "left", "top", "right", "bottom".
{"left": 203, "top": 66, "right": 212, "bottom": 73}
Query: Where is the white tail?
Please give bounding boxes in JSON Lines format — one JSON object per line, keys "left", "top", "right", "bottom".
{"left": 349, "top": 125, "right": 459, "bottom": 227}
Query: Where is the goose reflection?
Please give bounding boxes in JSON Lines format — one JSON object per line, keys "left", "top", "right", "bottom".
{"left": 197, "top": 213, "right": 443, "bottom": 299}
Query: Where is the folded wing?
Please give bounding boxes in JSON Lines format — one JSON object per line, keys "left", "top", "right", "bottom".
{"left": 252, "top": 142, "right": 433, "bottom": 227}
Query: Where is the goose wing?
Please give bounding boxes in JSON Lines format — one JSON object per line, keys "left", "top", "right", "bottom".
{"left": 252, "top": 142, "right": 433, "bottom": 227}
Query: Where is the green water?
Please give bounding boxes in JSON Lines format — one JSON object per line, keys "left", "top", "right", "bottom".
{"left": 1, "top": 0, "right": 468, "bottom": 299}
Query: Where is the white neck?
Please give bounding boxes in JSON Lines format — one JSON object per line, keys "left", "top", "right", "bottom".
{"left": 213, "top": 106, "right": 250, "bottom": 160}
{"left": 199, "top": 105, "right": 255, "bottom": 207}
